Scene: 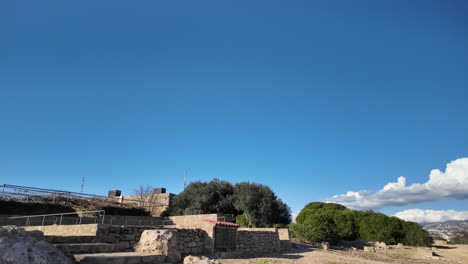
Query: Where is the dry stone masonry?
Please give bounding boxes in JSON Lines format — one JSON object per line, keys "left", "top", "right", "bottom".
{"left": 237, "top": 228, "right": 280, "bottom": 254}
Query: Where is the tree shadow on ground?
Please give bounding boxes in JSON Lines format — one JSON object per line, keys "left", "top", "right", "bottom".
{"left": 432, "top": 245, "right": 457, "bottom": 250}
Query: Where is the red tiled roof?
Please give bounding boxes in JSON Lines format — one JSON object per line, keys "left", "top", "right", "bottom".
{"left": 202, "top": 219, "right": 240, "bottom": 228}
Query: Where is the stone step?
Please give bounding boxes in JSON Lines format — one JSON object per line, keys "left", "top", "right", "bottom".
{"left": 46, "top": 235, "right": 97, "bottom": 243}
{"left": 55, "top": 243, "right": 129, "bottom": 254}
{"left": 73, "top": 252, "right": 166, "bottom": 264}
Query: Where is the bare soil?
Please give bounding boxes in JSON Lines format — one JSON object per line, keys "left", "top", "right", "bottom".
{"left": 211, "top": 243, "right": 468, "bottom": 264}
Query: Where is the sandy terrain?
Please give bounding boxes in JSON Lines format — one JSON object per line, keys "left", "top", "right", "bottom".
{"left": 211, "top": 243, "right": 468, "bottom": 264}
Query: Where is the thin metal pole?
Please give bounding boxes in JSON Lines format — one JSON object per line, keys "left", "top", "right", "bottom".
{"left": 79, "top": 217, "right": 82, "bottom": 225}
{"left": 42, "top": 216, "right": 45, "bottom": 226}
{"left": 102, "top": 211, "right": 105, "bottom": 224}
{"left": 60, "top": 215, "right": 63, "bottom": 225}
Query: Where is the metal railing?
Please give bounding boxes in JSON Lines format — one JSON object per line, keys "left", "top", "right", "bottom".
{"left": 8, "top": 210, "right": 105, "bottom": 226}
{"left": 0, "top": 184, "right": 163, "bottom": 208}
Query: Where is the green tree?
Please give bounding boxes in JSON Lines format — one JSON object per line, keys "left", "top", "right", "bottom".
{"left": 166, "top": 179, "right": 291, "bottom": 228}
{"left": 233, "top": 182, "right": 291, "bottom": 227}
{"left": 295, "top": 214, "right": 340, "bottom": 243}
{"left": 292, "top": 202, "right": 432, "bottom": 246}
{"left": 168, "top": 179, "right": 237, "bottom": 215}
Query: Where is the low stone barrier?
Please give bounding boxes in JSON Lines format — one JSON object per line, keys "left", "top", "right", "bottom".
{"left": 237, "top": 228, "right": 280, "bottom": 254}
{"left": 278, "top": 228, "right": 291, "bottom": 250}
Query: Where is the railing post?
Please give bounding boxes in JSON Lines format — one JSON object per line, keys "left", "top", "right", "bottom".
{"left": 79, "top": 217, "right": 82, "bottom": 225}
{"left": 102, "top": 211, "right": 105, "bottom": 225}
{"left": 42, "top": 216, "right": 45, "bottom": 226}
{"left": 60, "top": 215, "right": 63, "bottom": 225}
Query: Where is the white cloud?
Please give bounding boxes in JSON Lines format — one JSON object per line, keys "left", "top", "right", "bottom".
{"left": 325, "top": 158, "right": 468, "bottom": 210}
{"left": 394, "top": 209, "right": 468, "bottom": 223}
{"left": 291, "top": 211, "right": 300, "bottom": 223}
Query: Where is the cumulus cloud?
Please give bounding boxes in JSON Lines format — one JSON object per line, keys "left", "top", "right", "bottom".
{"left": 394, "top": 209, "right": 468, "bottom": 223}
{"left": 324, "top": 158, "right": 468, "bottom": 210}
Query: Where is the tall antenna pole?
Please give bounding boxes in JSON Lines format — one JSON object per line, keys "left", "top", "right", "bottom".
{"left": 183, "top": 171, "right": 187, "bottom": 190}
{"left": 80, "top": 176, "right": 85, "bottom": 195}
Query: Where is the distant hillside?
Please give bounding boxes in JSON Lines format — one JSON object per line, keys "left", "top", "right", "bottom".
{"left": 421, "top": 220, "right": 468, "bottom": 241}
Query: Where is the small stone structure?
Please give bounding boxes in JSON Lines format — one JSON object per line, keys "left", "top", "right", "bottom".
{"left": 108, "top": 187, "right": 175, "bottom": 217}
{"left": 278, "top": 228, "right": 292, "bottom": 249}
{"left": 237, "top": 228, "right": 280, "bottom": 254}
{"left": 22, "top": 214, "right": 293, "bottom": 259}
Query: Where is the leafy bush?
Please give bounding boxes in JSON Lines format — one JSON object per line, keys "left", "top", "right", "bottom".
{"left": 293, "top": 202, "right": 432, "bottom": 246}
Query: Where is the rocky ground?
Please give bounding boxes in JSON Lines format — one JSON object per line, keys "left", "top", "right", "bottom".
{"left": 211, "top": 243, "right": 468, "bottom": 264}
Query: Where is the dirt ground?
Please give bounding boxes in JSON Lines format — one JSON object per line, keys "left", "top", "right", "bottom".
{"left": 211, "top": 243, "right": 468, "bottom": 264}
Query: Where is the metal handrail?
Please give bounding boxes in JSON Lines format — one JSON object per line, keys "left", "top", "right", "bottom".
{"left": 8, "top": 210, "right": 105, "bottom": 226}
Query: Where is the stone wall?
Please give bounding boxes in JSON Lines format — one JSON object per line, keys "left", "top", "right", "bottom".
{"left": 176, "top": 229, "right": 205, "bottom": 256}
{"left": 278, "top": 228, "right": 291, "bottom": 249}
{"left": 118, "top": 193, "right": 175, "bottom": 217}
{"left": 237, "top": 228, "right": 280, "bottom": 254}
{"left": 96, "top": 225, "right": 158, "bottom": 248}
{"left": 96, "top": 225, "right": 205, "bottom": 256}
{"left": 24, "top": 224, "right": 99, "bottom": 237}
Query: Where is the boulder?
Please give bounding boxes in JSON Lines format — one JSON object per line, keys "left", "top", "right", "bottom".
{"left": 363, "top": 246, "right": 376, "bottom": 252}
{"left": 0, "top": 226, "right": 72, "bottom": 264}
{"left": 135, "top": 229, "right": 180, "bottom": 263}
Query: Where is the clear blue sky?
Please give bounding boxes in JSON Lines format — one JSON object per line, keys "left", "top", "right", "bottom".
{"left": 1, "top": 0, "right": 467, "bottom": 219}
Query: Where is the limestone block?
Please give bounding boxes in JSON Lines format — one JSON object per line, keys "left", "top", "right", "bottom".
{"left": 364, "top": 246, "right": 375, "bottom": 252}
{"left": 135, "top": 229, "right": 180, "bottom": 263}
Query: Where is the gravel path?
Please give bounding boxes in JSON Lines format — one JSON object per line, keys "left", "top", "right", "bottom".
{"left": 211, "top": 244, "right": 466, "bottom": 264}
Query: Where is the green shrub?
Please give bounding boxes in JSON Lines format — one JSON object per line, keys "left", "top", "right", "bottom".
{"left": 293, "top": 202, "right": 432, "bottom": 246}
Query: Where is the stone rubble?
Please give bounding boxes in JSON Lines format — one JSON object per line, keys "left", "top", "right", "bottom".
{"left": 183, "top": 255, "right": 220, "bottom": 264}
{"left": 0, "top": 226, "right": 72, "bottom": 264}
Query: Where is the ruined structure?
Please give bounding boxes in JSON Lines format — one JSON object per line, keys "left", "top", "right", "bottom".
{"left": 108, "top": 187, "right": 176, "bottom": 217}
{"left": 20, "top": 213, "right": 291, "bottom": 263}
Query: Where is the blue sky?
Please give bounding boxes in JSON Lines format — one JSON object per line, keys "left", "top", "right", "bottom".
{"left": 1, "top": 0, "right": 467, "bottom": 222}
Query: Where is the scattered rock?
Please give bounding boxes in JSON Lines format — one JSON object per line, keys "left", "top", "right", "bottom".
{"left": 397, "top": 243, "right": 404, "bottom": 249}
{"left": 374, "top": 241, "right": 387, "bottom": 250}
{"left": 363, "top": 246, "right": 376, "bottom": 252}
{"left": 351, "top": 247, "right": 357, "bottom": 251}
{"left": 183, "top": 255, "right": 219, "bottom": 264}
{"left": 0, "top": 226, "right": 72, "bottom": 264}
{"left": 321, "top": 242, "right": 330, "bottom": 251}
